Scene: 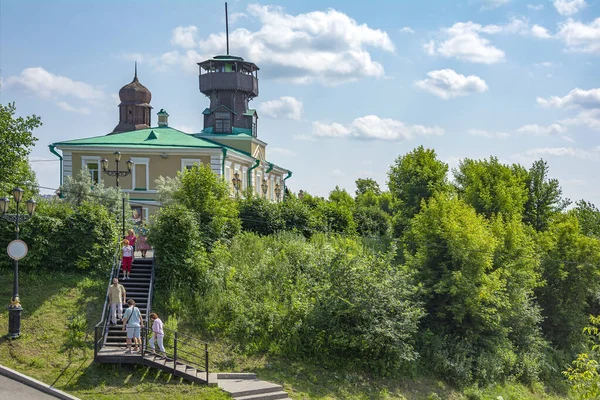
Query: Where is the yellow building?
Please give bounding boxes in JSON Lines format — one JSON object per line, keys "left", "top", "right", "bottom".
{"left": 50, "top": 56, "right": 291, "bottom": 221}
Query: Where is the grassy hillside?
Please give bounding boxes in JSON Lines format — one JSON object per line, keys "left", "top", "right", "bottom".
{"left": 0, "top": 271, "right": 568, "bottom": 400}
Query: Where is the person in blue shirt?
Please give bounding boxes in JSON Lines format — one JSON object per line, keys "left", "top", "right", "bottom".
{"left": 122, "top": 299, "right": 144, "bottom": 353}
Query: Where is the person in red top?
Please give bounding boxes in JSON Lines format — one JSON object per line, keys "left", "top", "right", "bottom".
{"left": 125, "top": 229, "right": 137, "bottom": 256}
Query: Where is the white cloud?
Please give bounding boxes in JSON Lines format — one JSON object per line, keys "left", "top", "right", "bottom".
{"left": 292, "top": 134, "right": 318, "bottom": 141}
{"left": 258, "top": 96, "right": 304, "bottom": 120}
{"left": 531, "top": 25, "right": 553, "bottom": 39}
{"left": 400, "top": 27, "right": 415, "bottom": 34}
{"left": 229, "top": 12, "right": 247, "bottom": 24}
{"left": 534, "top": 61, "right": 554, "bottom": 67}
{"left": 537, "top": 88, "right": 600, "bottom": 109}
{"left": 481, "top": 0, "right": 511, "bottom": 10}
{"left": 415, "top": 69, "right": 488, "bottom": 99}
{"left": 553, "top": 0, "right": 587, "bottom": 16}
{"left": 171, "top": 26, "right": 198, "bottom": 49}
{"left": 560, "top": 109, "right": 600, "bottom": 130}
{"left": 523, "top": 146, "right": 598, "bottom": 159}
{"left": 527, "top": 4, "right": 544, "bottom": 10}
{"left": 268, "top": 147, "right": 296, "bottom": 157}
{"left": 56, "top": 101, "right": 90, "bottom": 114}
{"left": 312, "top": 115, "right": 444, "bottom": 141}
{"left": 332, "top": 169, "right": 345, "bottom": 177}
{"left": 196, "top": 4, "right": 395, "bottom": 85}
{"left": 516, "top": 123, "right": 567, "bottom": 135}
{"left": 425, "top": 18, "right": 528, "bottom": 64}
{"left": 468, "top": 129, "right": 510, "bottom": 138}
{"left": 556, "top": 18, "right": 600, "bottom": 54}
{"left": 5, "top": 67, "right": 105, "bottom": 102}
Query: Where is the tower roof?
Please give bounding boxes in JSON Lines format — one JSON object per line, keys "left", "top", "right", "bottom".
{"left": 118, "top": 66, "right": 152, "bottom": 105}
{"left": 198, "top": 55, "right": 259, "bottom": 72}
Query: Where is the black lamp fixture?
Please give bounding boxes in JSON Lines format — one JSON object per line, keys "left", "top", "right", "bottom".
{"left": 100, "top": 151, "right": 134, "bottom": 236}
{"left": 232, "top": 171, "right": 242, "bottom": 195}
{"left": 1, "top": 188, "right": 36, "bottom": 339}
{"left": 274, "top": 183, "right": 282, "bottom": 201}
{"left": 261, "top": 178, "right": 268, "bottom": 196}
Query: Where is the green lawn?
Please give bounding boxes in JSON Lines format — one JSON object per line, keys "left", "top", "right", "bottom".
{"left": 0, "top": 270, "right": 569, "bottom": 400}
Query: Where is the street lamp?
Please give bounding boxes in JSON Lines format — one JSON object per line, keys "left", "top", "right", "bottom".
{"left": 101, "top": 151, "right": 134, "bottom": 236}
{"left": 261, "top": 178, "right": 268, "bottom": 197}
{"left": 232, "top": 172, "right": 242, "bottom": 196}
{"left": 1, "top": 188, "right": 36, "bottom": 339}
{"left": 274, "top": 183, "right": 282, "bottom": 202}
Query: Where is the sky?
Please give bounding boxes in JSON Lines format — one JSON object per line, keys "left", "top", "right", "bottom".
{"left": 1, "top": 0, "right": 600, "bottom": 204}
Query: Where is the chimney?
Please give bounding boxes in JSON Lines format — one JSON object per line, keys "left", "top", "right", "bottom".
{"left": 157, "top": 109, "right": 169, "bottom": 127}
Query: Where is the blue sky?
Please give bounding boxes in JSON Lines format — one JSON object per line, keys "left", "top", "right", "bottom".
{"left": 1, "top": 0, "right": 600, "bottom": 204}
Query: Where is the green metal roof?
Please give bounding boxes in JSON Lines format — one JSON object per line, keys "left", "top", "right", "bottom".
{"left": 52, "top": 127, "right": 222, "bottom": 149}
{"left": 242, "top": 109, "right": 257, "bottom": 116}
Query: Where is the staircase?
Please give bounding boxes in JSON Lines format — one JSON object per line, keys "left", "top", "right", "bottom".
{"left": 93, "top": 250, "right": 291, "bottom": 398}
{"left": 105, "top": 257, "right": 152, "bottom": 349}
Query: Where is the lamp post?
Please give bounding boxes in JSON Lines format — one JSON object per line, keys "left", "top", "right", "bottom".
{"left": 261, "top": 178, "right": 268, "bottom": 198}
{"left": 0, "top": 188, "right": 37, "bottom": 339}
{"left": 274, "top": 183, "right": 282, "bottom": 202}
{"left": 232, "top": 171, "right": 242, "bottom": 196}
{"left": 101, "top": 151, "right": 133, "bottom": 236}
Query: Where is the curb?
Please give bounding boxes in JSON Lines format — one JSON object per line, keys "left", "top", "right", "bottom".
{"left": 0, "top": 363, "right": 80, "bottom": 400}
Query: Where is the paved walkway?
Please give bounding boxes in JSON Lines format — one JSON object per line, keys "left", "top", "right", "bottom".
{"left": 0, "top": 374, "right": 58, "bottom": 399}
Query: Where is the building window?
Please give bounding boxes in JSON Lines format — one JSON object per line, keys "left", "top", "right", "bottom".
{"left": 252, "top": 114, "right": 258, "bottom": 137}
{"left": 181, "top": 159, "right": 202, "bottom": 172}
{"left": 215, "top": 112, "right": 231, "bottom": 133}
{"left": 82, "top": 156, "right": 101, "bottom": 184}
{"left": 131, "top": 157, "right": 149, "bottom": 191}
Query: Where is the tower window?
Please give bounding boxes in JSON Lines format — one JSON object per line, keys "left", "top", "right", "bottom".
{"left": 215, "top": 112, "right": 231, "bottom": 133}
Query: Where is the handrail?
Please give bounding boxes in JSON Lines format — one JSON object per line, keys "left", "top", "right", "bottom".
{"left": 145, "top": 252, "right": 155, "bottom": 326}
{"left": 94, "top": 241, "right": 121, "bottom": 360}
{"left": 96, "top": 241, "right": 121, "bottom": 328}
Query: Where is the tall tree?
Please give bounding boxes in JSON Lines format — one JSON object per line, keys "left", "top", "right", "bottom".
{"left": 523, "top": 159, "right": 568, "bottom": 231}
{"left": 171, "top": 163, "right": 240, "bottom": 247}
{"left": 355, "top": 178, "right": 381, "bottom": 197}
{"left": 571, "top": 200, "right": 600, "bottom": 238}
{"left": 0, "top": 102, "right": 41, "bottom": 194}
{"left": 454, "top": 156, "right": 528, "bottom": 219}
{"left": 387, "top": 146, "right": 449, "bottom": 234}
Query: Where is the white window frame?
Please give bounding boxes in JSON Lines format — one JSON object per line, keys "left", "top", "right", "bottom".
{"left": 81, "top": 156, "right": 101, "bottom": 184}
{"left": 131, "top": 157, "right": 150, "bottom": 191}
{"left": 181, "top": 158, "right": 202, "bottom": 172}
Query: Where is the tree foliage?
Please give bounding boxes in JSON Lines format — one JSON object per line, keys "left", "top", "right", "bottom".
{"left": 454, "top": 156, "right": 528, "bottom": 219}
{"left": 0, "top": 102, "right": 41, "bottom": 194}
{"left": 523, "top": 159, "right": 568, "bottom": 231}
{"left": 388, "top": 146, "right": 449, "bottom": 235}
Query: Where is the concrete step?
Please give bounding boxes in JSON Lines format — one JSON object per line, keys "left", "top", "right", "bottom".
{"left": 234, "top": 391, "right": 289, "bottom": 400}
{"left": 219, "top": 379, "right": 283, "bottom": 398}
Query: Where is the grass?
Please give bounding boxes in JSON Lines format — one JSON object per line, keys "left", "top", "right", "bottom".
{"left": 0, "top": 270, "right": 226, "bottom": 399}
{"left": 0, "top": 270, "right": 570, "bottom": 400}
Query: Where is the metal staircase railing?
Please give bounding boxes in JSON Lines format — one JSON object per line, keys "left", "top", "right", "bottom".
{"left": 94, "top": 241, "right": 122, "bottom": 360}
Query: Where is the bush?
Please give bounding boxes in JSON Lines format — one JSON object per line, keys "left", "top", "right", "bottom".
{"left": 238, "top": 196, "right": 284, "bottom": 235}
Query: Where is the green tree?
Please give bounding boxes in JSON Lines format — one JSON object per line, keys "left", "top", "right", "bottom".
{"left": 238, "top": 195, "right": 284, "bottom": 235}
{"left": 354, "top": 206, "right": 390, "bottom": 237}
{"left": 328, "top": 186, "right": 354, "bottom": 208}
{"left": 536, "top": 215, "right": 600, "bottom": 351}
{"left": 564, "top": 315, "right": 600, "bottom": 399}
{"left": 388, "top": 146, "right": 449, "bottom": 235}
{"left": 454, "top": 156, "right": 528, "bottom": 219}
{"left": 61, "top": 167, "right": 125, "bottom": 214}
{"left": 171, "top": 163, "right": 240, "bottom": 247}
{"left": 355, "top": 178, "right": 381, "bottom": 197}
{"left": 279, "top": 196, "right": 313, "bottom": 237}
{"left": 523, "top": 159, "right": 569, "bottom": 231}
{"left": 0, "top": 102, "right": 41, "bottom": 194}
{"left": 572, "top": 200, "right": 600, "bottom": 238}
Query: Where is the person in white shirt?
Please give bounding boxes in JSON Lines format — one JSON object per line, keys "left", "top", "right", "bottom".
{"left": 149, "top": 312, "right": 165, "bottom": 353}
{"left": 121, "top": 239, "right": 134, "bottom": 280}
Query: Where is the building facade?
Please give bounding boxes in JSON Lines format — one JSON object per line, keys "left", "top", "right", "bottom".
{"left": 50, "top": 56, "right": 291, "bottom": 221}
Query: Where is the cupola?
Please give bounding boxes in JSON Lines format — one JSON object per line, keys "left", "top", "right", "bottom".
{"left": 112, "top": 63, "right": 153, "bottom": 134}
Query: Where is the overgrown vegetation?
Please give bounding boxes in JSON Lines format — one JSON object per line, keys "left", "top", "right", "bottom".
{"left": 2, "top": 103, "right": 599, "bottom": 397}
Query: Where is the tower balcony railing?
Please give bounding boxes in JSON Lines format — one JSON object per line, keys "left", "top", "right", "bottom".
{"left": 199, "top": 72, "right": 258, "bottom": 97}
